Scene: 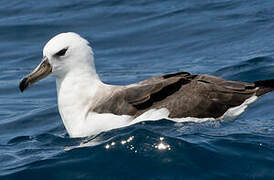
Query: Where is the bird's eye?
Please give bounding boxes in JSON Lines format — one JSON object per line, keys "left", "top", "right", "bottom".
{"left": 55, "top": 48, "right": 68, "bottom": 56}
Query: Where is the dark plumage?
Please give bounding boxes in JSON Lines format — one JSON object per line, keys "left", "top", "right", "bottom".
{"left": 93, "top": 72, "right": 274, "bottom": 119}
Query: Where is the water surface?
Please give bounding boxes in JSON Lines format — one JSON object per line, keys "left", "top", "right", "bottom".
{"left": 1, "top": 0, "right": 274, "bottom": 179}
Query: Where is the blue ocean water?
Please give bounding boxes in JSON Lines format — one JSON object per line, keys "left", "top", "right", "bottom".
{"left": 1, "top": 0, "right": 274, "bottom": 179}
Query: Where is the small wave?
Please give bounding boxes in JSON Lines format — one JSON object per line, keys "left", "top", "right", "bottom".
{"left": 214, "top": 56, "right": 274, "bottom": 81}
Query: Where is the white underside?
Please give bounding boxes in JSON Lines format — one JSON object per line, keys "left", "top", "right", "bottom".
{"left": 69, "top": 95, "right": 258, "bottom": 138}
{"left": 220, "top": 95, "right": 258, "bottom": 121}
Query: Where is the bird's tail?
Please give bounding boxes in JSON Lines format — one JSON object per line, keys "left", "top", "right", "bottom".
{"left": 255, "top": 79, "right": 274, "bottom": 96}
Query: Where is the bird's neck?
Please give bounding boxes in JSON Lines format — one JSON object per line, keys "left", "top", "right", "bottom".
{"left": 55, "top": 69, "right": 107, "bottom": 137}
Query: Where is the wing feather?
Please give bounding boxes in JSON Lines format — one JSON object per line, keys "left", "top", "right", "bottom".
{"left": 93, "top": 72, "right": 260, "bottom": 119}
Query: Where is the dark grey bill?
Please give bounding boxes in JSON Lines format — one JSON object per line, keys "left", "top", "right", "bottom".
{"left": 19, "top": 57, "right": 52, "bottom": 92}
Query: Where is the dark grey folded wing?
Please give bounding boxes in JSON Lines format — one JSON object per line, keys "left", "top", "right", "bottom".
{"left": 94, "top": 72, "right": 270, "bottom": 119}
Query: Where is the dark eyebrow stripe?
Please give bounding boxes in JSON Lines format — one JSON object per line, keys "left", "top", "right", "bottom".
{"left": 55, "top": 47, "right": 68, "bottom": 56}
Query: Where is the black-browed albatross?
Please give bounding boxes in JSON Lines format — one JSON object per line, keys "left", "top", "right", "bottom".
{"left": 19, "top": 32, "right": 274, "bottom": 137}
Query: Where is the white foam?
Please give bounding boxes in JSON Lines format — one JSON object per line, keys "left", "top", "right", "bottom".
{"left": 64, "top": 139, "right": 101, "bottom": 151}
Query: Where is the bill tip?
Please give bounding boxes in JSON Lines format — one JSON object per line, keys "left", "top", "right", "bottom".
{"left": 19, "top": 77, "right": 28, "bottom": 92}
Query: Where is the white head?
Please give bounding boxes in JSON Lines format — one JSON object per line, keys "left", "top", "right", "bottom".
{"left": 19, "top": 32, "right": 96, "bottom": 92}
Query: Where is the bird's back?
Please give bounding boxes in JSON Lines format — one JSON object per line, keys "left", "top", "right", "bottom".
{"left": 92, "top": 72, "right": 274, "bottom": 119}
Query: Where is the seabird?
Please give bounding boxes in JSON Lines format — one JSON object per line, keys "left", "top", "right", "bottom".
{"left": 19, "top": 32, "right": 274, "bottom": 137}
